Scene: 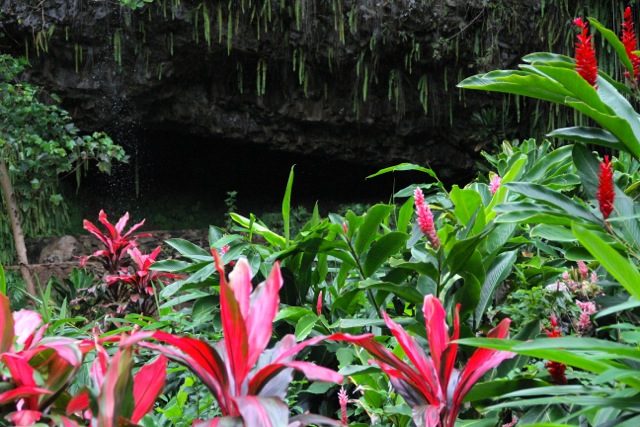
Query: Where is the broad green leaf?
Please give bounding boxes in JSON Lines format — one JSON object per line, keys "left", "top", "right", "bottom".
{"left": 274, "top": 306, "right": 314, "bottom": 323}
{"left": 496, "top": 211, "right": 573, "bottom": 226}
{"left": 612, "top": 188, "right": 640, "bottom": 253}
{"left": 295, "top": 313, "right": 318, "bottom": 340}
{"left": 573, "top": 77, "right": 640, "bottom": 159}
{"left": 550, "top": 127, "right": 624, "bottom": 152}
{"left": 359, "top": 281, "right": 424, "bottom": 304}
{"left": 397, "top": 196, "right": 414, "bottom": 234}
{"left": 523, "top": 52, "right": 575, "bottom": 66}
{"left": 572, "top": 223, "right": 640, "bottom": 301}
{"left": 522, "top": 144, "right": 573, "bottom": 183}
{"left": 483, "top": 223, "right": 517, "bottom": 256}
{"left": 474, "top": 250, "right": 517, "bottom": 328}
{"left": 589, "top": 17, "right": 634, "bottom": 76}
{"left": 530, "top": 224, "right": 576, "bottom": 242}
{"left": 282, "top": 165, "right": 295, "bottom": 246}
{"left": 165, "top": 238, "right": 210, "bottom": 258}
{"left": 150, "top": 259, "right": 192, "bottom": 272}
{"left": 457, "top": 70, "right": 572, "bottom": 104}
{"left": 363, "top": 231, "right": 408, "bottom": 277}
{"left": 445, "top": 229, "right": 490, "bottom": 278}
{"left": 596, "top": 299, "right": 640, "bottom": 319}
{"left": 354, "top": 204, "right": 394, "bottom": 256}
{"left": 572, "top": 143, "right": 601, "bottom": 197}
{"left": 506, "top": 182, "right": 598, "bottom": 223}
{"left": 525, "top": 65, "right": 610, "bottom": 113}
{"left": 450, "top": 186, "right": 486, "bottom": 236}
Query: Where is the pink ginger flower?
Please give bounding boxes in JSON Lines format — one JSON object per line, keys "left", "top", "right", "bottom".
{"left": 577, "top": 261, "right": 588, "bottom": 280}
{"left": 489, "top": 174, "right": 501, "bottom": 195}
{"left": 414, "top": 188, "right": 441, "bottom": 250}
{"left": 338, "top": 386, "right": 348, "bottom": 424}
{"left": 576, "top": 300, "right": 596, "bottom": 333}
{"left": 316, "top": 291, "right": 323, "bottom": 316}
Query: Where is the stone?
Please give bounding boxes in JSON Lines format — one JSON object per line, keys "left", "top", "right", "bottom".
{"left": 38, "top": 235, "right": 81, "bottom": 264}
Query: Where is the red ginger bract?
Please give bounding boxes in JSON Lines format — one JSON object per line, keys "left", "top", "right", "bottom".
{"left": 623, "top": 7, "right": 640, "bottom": 80}
{"left": 574, "top": 18, "right": 598, "bottom": 87}
{"left": 597, "top": 155, "right": 615, "bottom": 219}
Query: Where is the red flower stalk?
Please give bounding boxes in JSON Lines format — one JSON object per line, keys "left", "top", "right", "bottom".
{"left": 414, "top": 188, "right": 441, "bottom": 250}
{"left": 596, "top": 155, "right": 615, "bottom": 219}
{"left": 544, "top": 316, "right": 567, "bottom": 385}
{"left": 623, "top": 7, "right": 640, "bottom": 80}
{"left": 574, "top": 18, "right": 598, "bottom": 87}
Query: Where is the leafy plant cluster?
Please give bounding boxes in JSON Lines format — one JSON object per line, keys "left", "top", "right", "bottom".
{"left": 4, "top": 5, "right": 640, "bottom": 427}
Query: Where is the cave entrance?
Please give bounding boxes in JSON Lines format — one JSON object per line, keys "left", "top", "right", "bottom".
{"left": 66, "top": 130, "right": 428, "bottom": 231}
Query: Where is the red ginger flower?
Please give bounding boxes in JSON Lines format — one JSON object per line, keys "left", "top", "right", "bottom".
{"left": 623, "top": 7, "right": 640, "bottom": 80}
{"left": 544, "top": 316, "right": 567, "bottom": 385}
{"left": 574, "top": 18, "right": 598, "bottom": 87}
{"left": 597, "top": 155, "right": 615, "bottom": 219}
{"left": 338, "top": 387, "right": 348, "bottom": 424}
{"left": 414, "top": 188, "right": 441, "bottom": 250}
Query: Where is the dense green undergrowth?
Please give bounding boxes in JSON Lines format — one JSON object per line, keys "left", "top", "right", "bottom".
{"left": 3, "top": 5, "right": 640, "bottom": 427}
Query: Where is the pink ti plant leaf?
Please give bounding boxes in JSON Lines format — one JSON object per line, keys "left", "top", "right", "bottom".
{"left": 351, "top": 295, "right": 514, "bottom": 427}
{"left": 105, "top": 246, "right": 181, "bottom": 296}
{"left": 142, "top": 251, "right": 361, "bottom": 426}
{"left": 80, "top": 210, "right": 148, "bottom": 273}
{"left": 66, "top": 332, "right": 165, "bottom": 426}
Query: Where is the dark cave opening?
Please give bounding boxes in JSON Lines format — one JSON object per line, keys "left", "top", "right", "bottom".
{"left": 66, "top": 130, "right": 432, "bottom": 230}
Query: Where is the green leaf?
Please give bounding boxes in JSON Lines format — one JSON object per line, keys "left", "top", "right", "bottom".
{"left": 530, "top": 224, "right": 576, "bottom": 242}
{"left": 367, "top": 163, "right": 438, "bottom": 180}
{"left": 295, "top": 313, "right": 318, "bottom": 340}
{"left": 474, "top": 250, "right": 517, "bottom": 328}
{"left": 550, "top": 127, "right": 624, "bottom": 151}
{"left": 523, "top": 52, "right": 575, "bottom": 66}
{"left": 572, "top": 222, "right": 640, "bottom": 301}
{"left": 450, "top": 186, "right": 486, "bottom": 236}
{"left": 359, "top": 281, "right": 424, "bottom": 304}
{"left": 506, "top": 182, "right": 598, "bottom": 223}
{"left": 354, "top": 204, "right": 394, "bottom": 256}
{"left": 282, "top": 165, "right": 295, "bottom": 246}
{"left": 572, "top": 143, "right": 601, "bottom": 197}
{"left": 0, "top": 264, "right": 5, "bottom": 295}
{"left": 397, "top": 196, "right": 414, "bottom": 234}
{"left": 589, "top": 17, "right": 634, "bottom": 76}
{"left": 457, "top": 69, "right": 572, "bottom": 104}
{"left": 445, "top": 230, "right": 490, "bottom": 278}
{"left": 363, "top": 231, "right": 408, "bottom": 277}
{"left": 165, "top": 238, "right": 211, "bottom": 259}
{"left": 150, "top": 260, "right": 192, "bottom": 272}
{"left": 231, "top": 213, "right": 286, "bottom": 248}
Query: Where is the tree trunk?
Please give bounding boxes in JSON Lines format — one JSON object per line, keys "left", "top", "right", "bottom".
{"left": 0, "top": 159, "right": 37, "bottom": 296}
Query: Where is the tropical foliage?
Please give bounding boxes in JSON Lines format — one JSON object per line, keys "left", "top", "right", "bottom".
{"left": 2, "top": 5, "right": 640, "bottom": 427}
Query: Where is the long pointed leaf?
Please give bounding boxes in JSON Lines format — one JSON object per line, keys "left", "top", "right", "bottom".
{"left": 572, "top": 223, "right": 640, "bottom": 301}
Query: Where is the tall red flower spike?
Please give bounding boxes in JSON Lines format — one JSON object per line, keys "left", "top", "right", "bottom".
{"left": 623, "top": 7, "right": 640, "bottom": 80}
{"left": 574, "top": 18, "right": 598, "bottom": 87}
{"left": 597, "top": 155, "right": 615, "bottom": 219}
{"left": 544, "top": 316, "right": 567, "bottom": 385}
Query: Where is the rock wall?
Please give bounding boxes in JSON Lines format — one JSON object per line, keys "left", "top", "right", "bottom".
{"left": 1, "top": 0, "right": 580, "bottom": 180}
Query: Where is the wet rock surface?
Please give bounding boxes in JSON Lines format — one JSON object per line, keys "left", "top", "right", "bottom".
{"left": 1, "top": 0, "right": 552, "bottom": 181}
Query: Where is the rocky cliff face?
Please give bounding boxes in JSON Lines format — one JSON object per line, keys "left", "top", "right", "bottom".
{"left": 1, "top": 0, "right": 564, "bottom": 181}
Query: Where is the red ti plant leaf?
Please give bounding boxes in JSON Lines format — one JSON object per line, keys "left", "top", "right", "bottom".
{"left": 97, "top": 342, "right": 134, "bottom": 427}
{"left": 12, "top": 309, "right": 41, "bottom": 347}
{"left": 10, "top": 409, "right": 42, "bottom": 426}
{"left": 131, "top": 354, "right": 168, "bottom": 423}
{"left": 353, "top": 295, "right": 514, "bottom": 427}
{"left": 144, "top": 252, "right": 364, "bottom": 426}
{"left": 80, "top": 210, "right": 148, "bottom": 273}
{"left": 106, "top": 246, "right": 181, "bottom": 296}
